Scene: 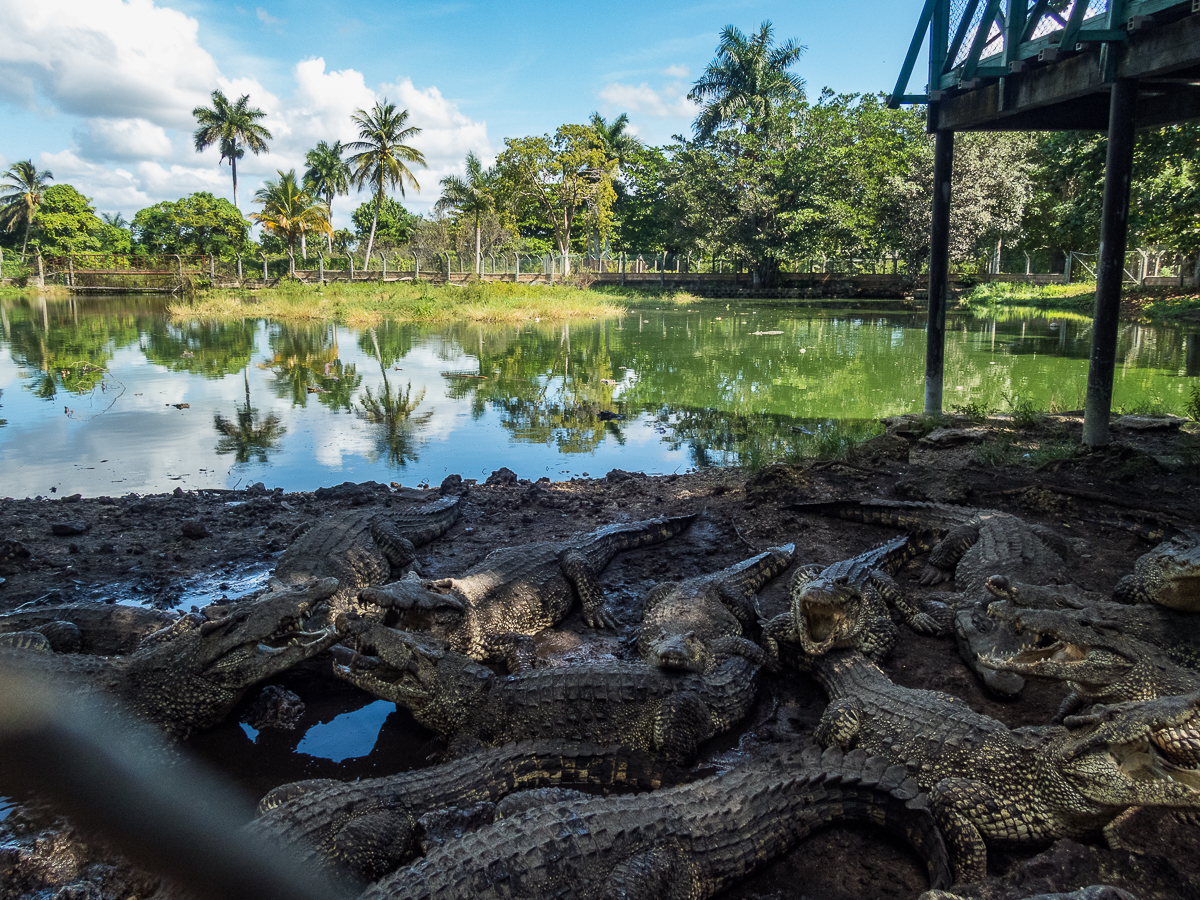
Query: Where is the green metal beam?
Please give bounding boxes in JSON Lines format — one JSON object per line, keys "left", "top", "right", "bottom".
{"left": 945, "top": 0, "right": 983, "bottom": 75}
{"left": 1021, "top": 0, "right": 1053, "bottom": 43}
{"left": 1057, "top": 0, "right": 1092, "bottom": 50}
{"left": 963, "top": 0, "right": 1005, "bottom": 80}
{"left": 888, "top": 0, "right": 942, "bottom": 108}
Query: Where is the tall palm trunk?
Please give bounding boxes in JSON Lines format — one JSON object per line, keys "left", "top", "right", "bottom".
{"left": 300, "top": 231, "right": 307, "bottom": 260}
{"left": 20, "top": 219, "right": 31, "bottom": 259}
{"left": 231, "top": 154, "right": 239, "bottom": 210}
{"left": 326, "top": 192, "right": 334, "bottom": 253}
{"left": 363, "top": 192, "right": 381, "bottom": 265}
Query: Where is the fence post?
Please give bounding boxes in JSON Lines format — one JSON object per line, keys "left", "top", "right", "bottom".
{"left": 660, "top": 254, "right": 665, "bottom": 290}
{"left": 379, "top": 251, "right": 386, "bottom": 281}
{"left": 261, "top": 253, "right": 268, "bottom": 281}
{"left": 318, "top": 255, "right": 324, "bottom": 284}
{"left": 236, "top": 254, "right": 242, "bottom": 281}
{"left": 68, "top": 255, "right": 74, "bottom": 287}
{"left": 209, "top": 255, "right": 215, "bottom": 279}
{"left": 1064, "top": 252, "right": 1072, "bottom": 284}
{"left": 513, "top": 253, "right": 519, "bottom": 282}
{"left": 348, "top": 254, "right": 354, "bottom": 281}
{"left": 36, "top": 254, "right": 44, "bottom": 288}
{"left": 620, "top": 253, "right": 625, "bottom": 286}
{"left": 412, "top": 251, "right": 419, "bottom": 281}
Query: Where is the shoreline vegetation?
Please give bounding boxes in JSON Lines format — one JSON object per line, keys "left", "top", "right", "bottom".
{"left": 961, "top": 280, "right": 1200, "bottom": 323}
{"left": 166, "top": 280, "right": 627, "bottom": 325}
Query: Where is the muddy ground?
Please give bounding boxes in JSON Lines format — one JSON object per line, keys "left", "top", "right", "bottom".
{"left": 1, "top": 412, "right": 1199, "bottom": 900}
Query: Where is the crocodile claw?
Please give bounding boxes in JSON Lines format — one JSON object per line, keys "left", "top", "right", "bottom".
{"left": 908, "top": 611, "right": 943, "bottom": 636}
{"left": 584, "top": 607, "right": 618, "bottom": 629}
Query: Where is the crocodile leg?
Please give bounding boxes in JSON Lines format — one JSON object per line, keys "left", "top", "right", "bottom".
{"left": 929, "top": 778, "right": 992, "bottom": 884}
{"left": 922, "top": 524, "right": 980, "bottom": 585}
{"left": 760, "top": 612, "right": 796, "bottom": 670}
{"left": 603, "top": 843, "right": 697, "bottom": 900}
{"left": 871, "top": 570, "right": 947, "bottom": 636}
{"left": 482, "top": 632, "right": 538, "bottom": 672}
{"left": 561, "top": 549, "right": 617, "bottom": 629}
{"left": 815, "top": 696, "right": 864, "bottom": 750}
{"left": 708, "top": 635, "right": 769, "bottom": 667}
{"left": 371, "top": 521, "right": 420, "bottom": 571}
{"left": 716, "top": 582, "right": 758, "bottom": 629}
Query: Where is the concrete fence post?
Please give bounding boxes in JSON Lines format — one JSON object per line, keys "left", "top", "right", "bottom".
{"left": 37, "top": 254, "right": 45, "bottom": 288}
{"left": 348, "top": 254, "right": 354, "bottom": 281}
{"left": 68, "top": 255, "right": 74, "bottom": 287}
{"left": 318, "top": 255, "right": 324, "bottom": 284}
{"left": 261, "top": 253, "right": 268, "bottom": 281}
{"left": 621, "top": 253, "right": 625, "bottom": 286}
{"left": 236, "top": 255, "right": 242, "bottom": 281}
{"left": 209, "top": 255, "right": 215, "bottom": 279}
{"left": 380, "top": 252, "right": 386, "bottom": 281}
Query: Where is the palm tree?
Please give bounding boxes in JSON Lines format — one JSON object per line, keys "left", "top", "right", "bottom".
{"left": 345, "top": 101, "right": 427, "bottom": 265}
{"left": 192, "top": 90, "right": 273, "bottom": 210}
{"left": 434, "top": 152, "right": 497, "bottom": 275}
{"left": 589, "top": 113, "right": 641, "bottom": 170}
{"left": 687, "top": 21, "right": 806, "bottom": 141}
{"left": 99, "top": 212, "right": 129, "bottom": 228}
{"left": 214, "top": 369, "right": 287, "bottom": 464}
{"left": 358, "top": 328, "right": 431, "bottom": 466}
{"left": 303, "top": 140, "right": 352, "bottom": 254}
{"left": 0, "top": 161, "right": 54, "bottom": 258}
{"left": 251, "top": 170, "right": 332, "bottom": 276}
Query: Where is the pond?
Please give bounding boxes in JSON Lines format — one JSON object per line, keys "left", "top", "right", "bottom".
{"left": 0, "top": 295, "right": 1196, "bottom": 498}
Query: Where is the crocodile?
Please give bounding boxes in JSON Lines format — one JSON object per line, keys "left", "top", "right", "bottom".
{"left": 357, "top": 514, "right": 697, "bottom": 671}
{"left": 359, "top": 743, "right": 953, "bottom": 900}
{"left": 0, "top": 602, "right": 178, "bottom": 653}
{"left": 1112, "top": 530, "right": 1200, "bottom": 611}
{"left": 793, "top": 500, "right": 1072, "bottom": 697}
{"left": 274, "top": 496, "right": 462, "bottom": 619}
{"left": 922, "top": 888, "right": 1136, "bottom": 900}
{"left": 0, "top": 577, "right": 340, "bottom": 738}
{"left": 811, "top": 649, "right": 1200, "bottom": 883}
{"left": 979, "top": 600, "right": 1200, "bottom": 720}
{"left": 985, "top": 576, "right": 1200, "bottom": 669}
{"left": 333, "top": 615, "right": 758, "bottom": 764}
{"left": 250, "top": 741, "right": 683, "bottom": 884}
{"left": 761, "top": 534, "right": 950, "bottom": 667}
{"left": 635, "top": 543, "right": 793, "bottom": 672}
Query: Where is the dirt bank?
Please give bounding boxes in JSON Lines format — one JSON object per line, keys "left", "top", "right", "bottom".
{"left": 2, "top": 412, "right": 1199, "bottom": 899}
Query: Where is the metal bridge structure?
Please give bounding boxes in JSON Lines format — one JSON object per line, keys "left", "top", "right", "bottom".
{"left": 890, "top": 0, "right": 1200, "bottom": 445}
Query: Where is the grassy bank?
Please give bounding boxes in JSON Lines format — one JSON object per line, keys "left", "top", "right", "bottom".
{"left": 171, "top": 279, "right": 626, "bottom": 325}
{"left": 962, "top": 280, "right": 1200, "bottom": 323}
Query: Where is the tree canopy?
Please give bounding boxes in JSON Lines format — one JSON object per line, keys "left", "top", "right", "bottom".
{"left": 132, "top": 192, "right": 251, "bottom": 258}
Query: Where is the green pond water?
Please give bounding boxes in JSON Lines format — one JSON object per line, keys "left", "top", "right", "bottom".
{"left": 0, "top": 295, "right": 1196, "bottom": 497}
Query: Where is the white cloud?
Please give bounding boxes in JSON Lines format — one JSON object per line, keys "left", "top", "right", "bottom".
{"left": 256, "top": 7, "right": 284, "bottom": 27}
{"left": 0, "top": 4, "right": 492, "bottom": 221}
{"left": 598, "top": 81, "right": 699, "bottom": 120}
{"left": 661, "top": 64, "right": 690, "bottom": 79}
{"left": 74, "top": 117, "right": 174, "bottom": 161}
{"left": 0, "top": 0, "right": 220, "bottom": 128}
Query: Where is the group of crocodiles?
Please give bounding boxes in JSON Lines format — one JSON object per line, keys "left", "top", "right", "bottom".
{"left": 1, "top": 490, "right": 1199, "bottom": 900}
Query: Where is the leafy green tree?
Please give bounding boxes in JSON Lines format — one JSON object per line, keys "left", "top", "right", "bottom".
{"left": 612, "top": 144, "right": 680, "bottom": 254}
{"left": 496, "top": 124, "right": 616, "bottom": 273}
{"left": 192, "top": 90, "right": 273, "bottom": 210}
{"left": 589, "top": 113, "right": 642, "bottom": 170}
{"left": 303, "top": 140, "right": 352, "bottom": 253}
{"left": 131, "top": 192, "right": 251, "bottom": 258}
{"left": 250, "top": 171, "right": 332, "bottom": 274}
{"left": 27, "top": 185, "right": 105, "bottom": 256}
{"left": 435, "top": 151, "right": 498, "bottom": 274}
{"left": 0, "top": 161, "right": 54, "bottom": 258}
{"left": 688, "top": 21, "right": 806, "bottom": 140}
{"left": 346, "top": 101, "right": 427, "bottom": 264}
{"left": 350, "top": 197, "right": 418, "bottom": 250}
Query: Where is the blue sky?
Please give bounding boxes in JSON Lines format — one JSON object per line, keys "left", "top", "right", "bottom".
{"left": 0, "top": 0, "right": 928, "bottom": 226}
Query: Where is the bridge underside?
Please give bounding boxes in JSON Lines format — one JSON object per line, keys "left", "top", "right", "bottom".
{"left": 932, "top": 11, "right": 1200, "bottom": 130}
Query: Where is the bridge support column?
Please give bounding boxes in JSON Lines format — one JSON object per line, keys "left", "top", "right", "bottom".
{"left": 1083, "top": 78, "right": 1138, "bottom": 447}
{"left": 925, "top": 128, "right": 954, "bottom": 416}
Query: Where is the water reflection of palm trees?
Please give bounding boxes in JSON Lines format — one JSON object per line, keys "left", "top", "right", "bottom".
{"left": 358, "top": 328, "right": 432, "bottom": 466}
{"left": 214, "top": 369, "right": 287, "bottom": 464}
{"left": 267, "top": 322, "right": 362, "bottom": 410}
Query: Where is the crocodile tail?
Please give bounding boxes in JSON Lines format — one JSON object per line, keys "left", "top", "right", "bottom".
{"left": 790, "top": 500, "right": 967, "bottom": 534}
{"left": 795, "top": 744, "right": 954, "bottom": 891}
{"left": 489, "top": 741, "right": 686, "bottom": 794}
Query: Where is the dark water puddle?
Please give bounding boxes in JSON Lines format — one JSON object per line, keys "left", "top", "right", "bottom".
{"left": 186, "top": 665, "right": 440, "bottom": 804}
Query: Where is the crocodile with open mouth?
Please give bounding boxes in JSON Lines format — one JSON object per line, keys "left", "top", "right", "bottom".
{"left": 359, "top": 743, "right": 953, "bottom": 900}
{"left": 792, "top": 500, "right": 1073, "bottom": 697}
{"left": 274, "top": 496, "right": 462, "bottom": 620}
{"left": 332, "top": 615, "right": 759, "bottom": 764}
{"left": 1112, "top": 530, "right": 1200, "bottom": 611}
{"left": 357, "top": 514, "right": 697, "bottom": 671}
{"left": 249, "top": 741, "right": 684, "bottom": 884}
{"left": 985, "top": 575, "right": 1200, "bottom": 669}
{"left": 0, "top": 577, "right": 341, "bottom": 738}
{"left": 811, "top": 649, "right": 1200, "bottom": 883}
{"left": 979, "top": 600, "right": 1200, "bottom": 720}
{"left": 635, "top": 544, "right": 793, "bottom": 672}
{"left": 761, "top": 534, "right": 948, "bottom": 667}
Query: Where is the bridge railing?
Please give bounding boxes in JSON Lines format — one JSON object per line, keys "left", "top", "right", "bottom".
{"left": 890, "top": 0, "right": 1186, "bottom": 105}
